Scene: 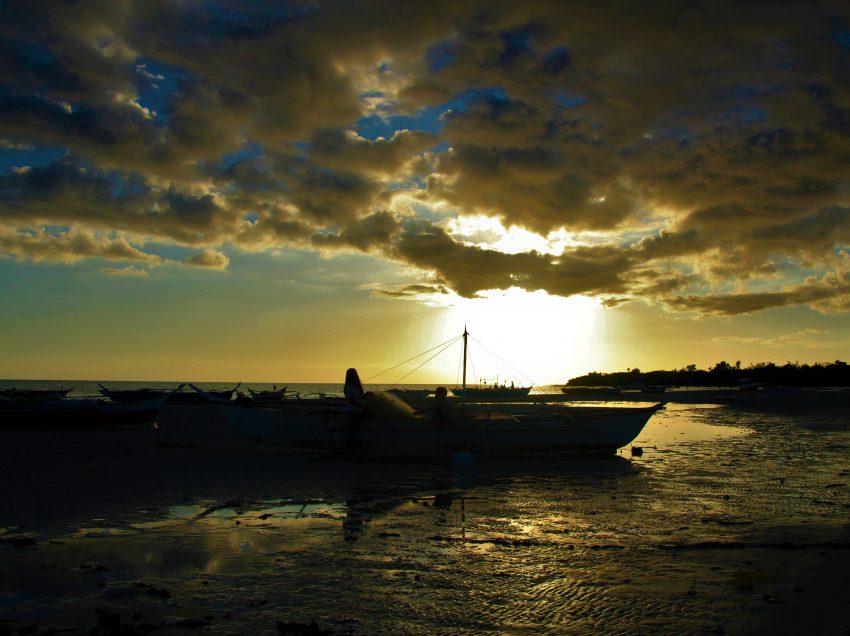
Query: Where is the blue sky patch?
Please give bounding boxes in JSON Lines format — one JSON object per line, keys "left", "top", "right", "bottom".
{"left": 355, "top": 87, "right": 510, "bottom": 140}
{"left": 0, "top": 145, "right": 67, "bottom": 174}
{"left": 543, "top": 47, "right": 571, "bottom": 74}
{"left": 216, "top": 141, "right": 264, "bottom": 171}
{"left": 553, "top": 92, "right": 587, "bottom": 110}
{"left": 426, "top": 40, "right": 457, "bottom": 72}
{"left": 133, "top": 58, "right": 186, "bottom": 125}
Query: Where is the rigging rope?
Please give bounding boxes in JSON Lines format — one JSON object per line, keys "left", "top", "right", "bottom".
{"left": 388, "top": 338, "right": 460, "bottom": 387}
{"left": 361, "top": 329, "right": 536, "bottom": 390}
{"left": 363, "top": 335, "right": 462, "bottom": 384}
{"left": 468, "top": 334, "right": 537, "bottom": 386}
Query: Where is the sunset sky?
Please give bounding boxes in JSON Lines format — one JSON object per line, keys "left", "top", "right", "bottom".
{"left": 2, "top": 1, "right": 850, "bottom": 385}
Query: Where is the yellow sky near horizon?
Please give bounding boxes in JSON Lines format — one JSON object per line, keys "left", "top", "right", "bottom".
{"left": 3, "top": 271, "right": 847, "bottom": 385}
{"left": 2, "top": 2, "right": 850, "bottom": 383}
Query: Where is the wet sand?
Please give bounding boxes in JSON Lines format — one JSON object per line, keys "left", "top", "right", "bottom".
{"left": 1, "top": 389, "right": 849, "bottom": 634}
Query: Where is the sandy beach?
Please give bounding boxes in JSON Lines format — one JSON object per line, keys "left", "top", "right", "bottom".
{"left": 1, "top": 388, "right": 849, "bottom": 634}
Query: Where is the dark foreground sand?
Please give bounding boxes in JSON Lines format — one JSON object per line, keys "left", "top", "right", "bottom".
{"left": 1, "top": 389, "right": 849, "bottom": 634}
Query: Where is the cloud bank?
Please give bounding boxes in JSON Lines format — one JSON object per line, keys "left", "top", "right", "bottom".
{"left": 1, "top": 0, "right": 849, "bottom": 314}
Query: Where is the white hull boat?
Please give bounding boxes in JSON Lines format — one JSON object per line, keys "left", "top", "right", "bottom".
{"left": 166, "top": 330, "right": 665, "bottom": 458}
{"left": 163, "top": 390, "right": 664, "bottom": 457}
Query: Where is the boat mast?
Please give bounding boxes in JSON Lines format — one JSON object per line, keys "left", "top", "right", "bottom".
{"left": 462, "top": 325, "right": 468, "bottom": 392}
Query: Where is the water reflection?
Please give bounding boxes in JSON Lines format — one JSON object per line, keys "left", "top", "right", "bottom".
{"left": 30, "top": 456, "right": 642, "bottom": 581}
{"left": 634, "top": 403, "right": 751, "bottom": 447}
{"left": 3, "top": 405, "right": 847, "bottom": 635}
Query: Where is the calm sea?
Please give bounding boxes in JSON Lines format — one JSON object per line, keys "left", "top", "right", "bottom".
{"left": 0, "top": 379, "right": 563, "bottom": 398}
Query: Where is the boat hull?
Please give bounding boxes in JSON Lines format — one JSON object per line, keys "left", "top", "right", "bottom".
{"left": 157, "top": 396, "right": 663, "bottom": 457}
{"left": 98, "top": 383, "right": 238, "bottom": 405}
{"left": 451, "top": 387, "right": 532, "bottom": 398}
{"left": 561, "top": 386, "right": 622, "bottom": 396}
{"left": 0, "top": 397, "right": 166, "bottom": 427}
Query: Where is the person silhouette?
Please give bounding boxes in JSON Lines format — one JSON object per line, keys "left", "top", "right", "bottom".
{"left": 415, "top": 386, "right": 455, "bottom": 426}
{"left": 344, "top": 368, "right": 365, "bottom": 444}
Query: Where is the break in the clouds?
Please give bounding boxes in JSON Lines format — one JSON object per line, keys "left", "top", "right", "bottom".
{"left": 2, "top": 0, "right": 850, "bottom": 315}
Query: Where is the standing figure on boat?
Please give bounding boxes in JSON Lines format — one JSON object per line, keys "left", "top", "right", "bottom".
{"left": 344, "top": 368, "right": 365, "bottom": 444}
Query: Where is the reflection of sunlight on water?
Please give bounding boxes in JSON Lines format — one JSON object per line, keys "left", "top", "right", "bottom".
{"left": 634, "top": 403, "right": 750, "bottom": 447}
{"left": 72, "top": 527, "right": 134, "bottom": 538}
{"left": 53, "top": 500, "right": 358, "bottom": 579}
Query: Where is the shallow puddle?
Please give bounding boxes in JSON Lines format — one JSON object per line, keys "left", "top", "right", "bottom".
{"left": 634, "top": 402, "right": 751, "bottom": 446}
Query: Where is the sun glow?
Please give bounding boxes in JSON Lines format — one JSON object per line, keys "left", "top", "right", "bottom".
{"left": 405, "top": 289, "right": 607, "bottom": 386}
{"left": 446, "top": 215, "right": 585, "bottom": 255}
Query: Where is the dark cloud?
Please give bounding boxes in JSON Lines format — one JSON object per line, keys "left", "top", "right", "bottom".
{"left": 666, "top": 262, "right": 850, "bottom": 315}
{"left": 312, "top": 210, "right": 401, "bottom": 252}
{"left": 0, "top": 158, "right": 240, "bottom": 247}
{"left": 756, "top": 206, "right": 850, "bottom": 255}
{"left": 0, "top": 89, "right": 118, "bottom": 146}
{"left": 429, "top": 143, "right": 634, "bottom": 233}
{"left": 629, "top": 269, "right": 700, "bottom": 296}
{"left": 440, "top": 95, "right": 545, "bottom": 148}
{"left": 232, "top": 209, "right": 314, "bottom": 249}
{"left": 371, "top": 283, "right": 451, "bottom": 299}
{"left": 637, "top": 229, "right": 708, "bottom": 261}
{"left": 0, "top": 0, "right": 849, "bottom": 313}
{"left": 274, "top": 158, "right": 382, "bottom": 225}
{"left": 390, "top": 222, "right": 631, "bottom": 298}
{"left": 308, "top": 129, "right": 437, "bottom": 176}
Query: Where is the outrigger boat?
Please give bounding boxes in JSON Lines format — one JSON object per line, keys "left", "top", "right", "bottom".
{"left": 0, "top": 393, "right": 172, "bottom": 427}
{"left": 98, "top": 382, "right": 239, "bottom": 404}
{"left": 561, "top": 385, "right": 622, "bottom": 396}
{"left": 98, "top": 383, "right": 179, "bottom": 402}
{"left": 451, "top": 328, "right": 532, "bottom": 398}
{"left": 0, "top": 388, "right": 72, "bottom": 400}
{"left": 171, "top": 388, "right": 663, "bottom": 457}
{"left": 452, "top": 385, "right": 532, "bottom": 398}
{"left": 246, "top": 385, "right": 288, "bottom": 402}
{"left": 168, "top": 329, "right": 665, "bottom": 458}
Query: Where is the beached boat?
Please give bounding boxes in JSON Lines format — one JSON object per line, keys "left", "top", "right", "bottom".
{"left": 169, "top": 384, "right": 664, "bottom": 457}
{"left": 451, "top": 385, "right": 532, "bottom": 398}
{"left": 98, "top": 382, "right": 238, "bottom": 404}
{"left": 98, "top": 383, "right": 180, "bottom": 403}
{"left": 617, "top": 382, "right": 667, "bottom": 394}
{"left": 0, "top": 388, "right": 72, "bottom": 400}
{"left": 247, "top": 386, "right": 288, "bottom": 401}
{"left": 738, "top": 378, "right": 762, "bottom": 391}
{"left": 451, "top": 328, "right": 532, "bottom": 398}
{"left": 0, "top": 394, "right": 170, "bottom": 427}
{"left": 162, "top": 329, "right": 664, "bottom": 457}
{"left": 561, "top": 385, "right": 622, "bottom": 396}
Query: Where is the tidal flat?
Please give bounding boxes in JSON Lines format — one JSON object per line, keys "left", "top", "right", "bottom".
{"left": 1, "top": 390, "right": 849, "bottom": 635}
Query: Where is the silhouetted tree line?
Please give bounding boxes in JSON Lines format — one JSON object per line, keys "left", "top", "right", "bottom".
{"left": 566, "top": 360, "right": 850, "bottom": 388}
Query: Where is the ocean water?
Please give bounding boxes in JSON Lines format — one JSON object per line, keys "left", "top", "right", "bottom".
{"left": 1, "top": 392, "right": 849, "bottom": 634}
{"left": 0, "top": 379, "right": 564, "bottom": 399}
